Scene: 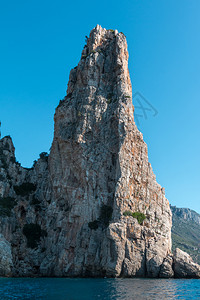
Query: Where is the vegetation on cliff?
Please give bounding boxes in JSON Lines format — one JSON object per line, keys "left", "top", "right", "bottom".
{"left": 23, "top": 223, "right": 47, "bottom": 249}
{"left": 123, "top": 211, "right": 146, "bottom": 225}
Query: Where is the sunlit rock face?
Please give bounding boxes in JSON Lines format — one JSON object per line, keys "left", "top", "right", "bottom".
{"left": 0, "top": 25, "right": 199, "bottom": 278}
{"left": 47, "top": 25, "right": 172, "bottom": 277}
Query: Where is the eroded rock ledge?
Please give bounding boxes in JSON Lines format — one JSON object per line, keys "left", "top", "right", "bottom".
{"left": 0, "top": 25, "right": 199, "bottom": 278}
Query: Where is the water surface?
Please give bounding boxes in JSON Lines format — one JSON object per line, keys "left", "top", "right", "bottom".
{"left": 0, "top": 278, "right": 199, "bottom": 299}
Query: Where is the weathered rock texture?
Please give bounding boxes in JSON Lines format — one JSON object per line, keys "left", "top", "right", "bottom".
{"left": 173, "top": 248, "right": 200, "bottom": 278}
{"left": 0, "top": 25, "right": 199, "bottom": 278}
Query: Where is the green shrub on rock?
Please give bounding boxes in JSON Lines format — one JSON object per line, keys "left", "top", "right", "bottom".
{"left": 123, "top": 211, "right": 146, "bottom": 225}
{"left": 0, "top": 197, "right": 16, "bottom": 217}
{"left": 99, "top": 204, "right": 113, "bottom": 227}
{"left": 14, "top": 182, "right": 36, "bottom": 196}
{"left": 88, "top": 220, "right": 99, "bottom": 230}
{"left": 23, "top": 223, "right": 47, "bottom": 249}
{"left": 88, "top": 204, "right": 113, "bottom": 230}
{"left": 123, "top": 211, "right": 133, "bottom": 217}
{"left": 39, "top": 152, "right": 48, "bottom": 162}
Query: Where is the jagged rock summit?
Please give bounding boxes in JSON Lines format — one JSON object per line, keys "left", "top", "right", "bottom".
{"left": 0, "top": 25, "right": 199, "bottom": 278}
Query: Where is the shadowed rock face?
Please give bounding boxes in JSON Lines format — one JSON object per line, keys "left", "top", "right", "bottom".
{"left": 0, "top": 25, "right": 199, "bottom": 278}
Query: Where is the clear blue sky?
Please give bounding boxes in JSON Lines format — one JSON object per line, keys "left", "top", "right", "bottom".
{"left": 0, "top": 0, "right": 200, "bottom": 213}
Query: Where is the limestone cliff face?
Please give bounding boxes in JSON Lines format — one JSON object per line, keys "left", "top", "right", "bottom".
{"left": 0, "top": 25, "right": 199, "bottom": 278}
{"left": 0, "top": 136, "right": 50, "bottom": 276}
{"left": 48, "top": 25, "right": 172, "bottom": 277}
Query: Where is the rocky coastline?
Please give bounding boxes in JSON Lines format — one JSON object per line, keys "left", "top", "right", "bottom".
{"left": 0, "top": 25, "right": 199, "bottom": 278}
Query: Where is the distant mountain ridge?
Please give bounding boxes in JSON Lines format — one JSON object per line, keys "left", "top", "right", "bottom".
{"left": 171, "top": 206, "right": 200, "bottom": 224}
{"left": 171, "top": 205, "right": 200, "bottom": 264}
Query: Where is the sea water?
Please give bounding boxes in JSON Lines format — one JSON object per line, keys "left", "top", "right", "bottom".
{"left": 0, "top": 278, "right": 199, "bottom": 299}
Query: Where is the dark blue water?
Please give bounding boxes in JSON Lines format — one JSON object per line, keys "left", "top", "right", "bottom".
{"left": 0, "top": 278, "right": 199, "bottom": 299}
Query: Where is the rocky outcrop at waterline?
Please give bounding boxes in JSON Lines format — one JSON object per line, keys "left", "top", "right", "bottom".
{"left": 173, "top": 248, "right": 200, "bottom": 278}
{"left": 0, "top": 25, "right": 199, "bottom": 278}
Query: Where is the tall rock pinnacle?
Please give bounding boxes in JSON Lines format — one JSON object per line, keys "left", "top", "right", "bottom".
{"left": 48, "top": 25, "right": 172, "bottom": 277}
{"left": 0, "top": 25, "right": 199, "bottom": 278}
